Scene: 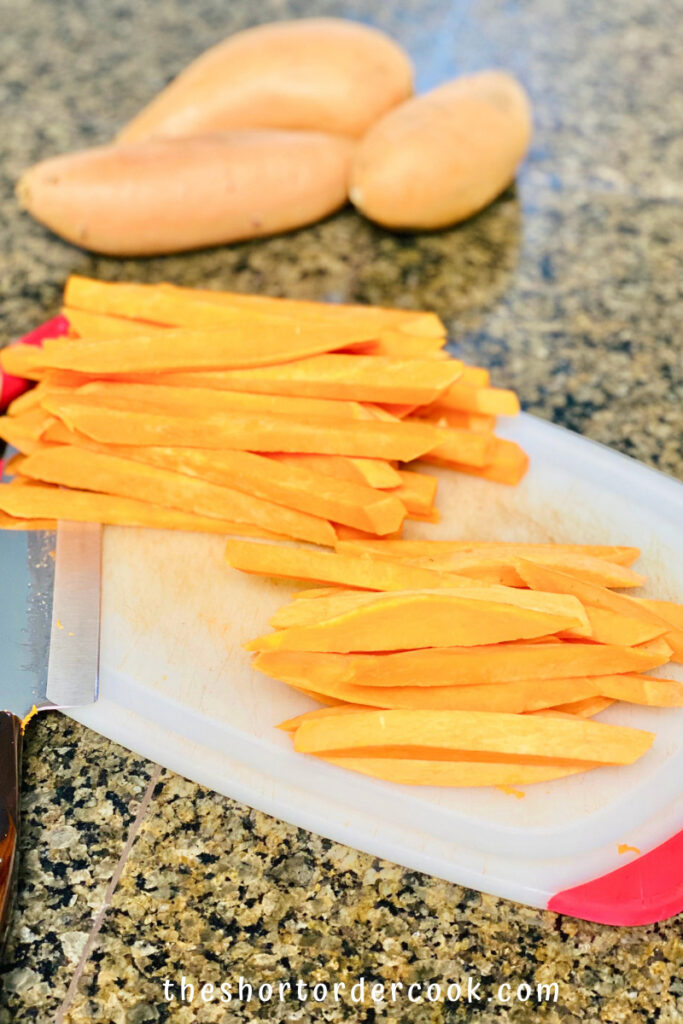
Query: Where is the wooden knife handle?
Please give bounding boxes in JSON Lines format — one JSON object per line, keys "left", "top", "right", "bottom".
{"left": 0, "top": 712, "right": 22, "bottom": 946}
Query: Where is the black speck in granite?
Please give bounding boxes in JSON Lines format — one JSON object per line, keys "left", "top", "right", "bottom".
{"left": 0, "top": 0, "right": 682, "bottom": 1021}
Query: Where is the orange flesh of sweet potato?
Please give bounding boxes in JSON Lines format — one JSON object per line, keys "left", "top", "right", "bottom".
{"left": 0, "top": 480, "right": 289, "bottom": 538}
{"left": 37, "top": 322, "right": 376, "bottom": 374}
{"left": 332, "top": 539, "right": 641, "bottom": 566}
{"left": 292, "top": 708, "right": 654, "bottom": 765}
{"left": 270, "top": 453, "right": 401, "bottom": 489}
{"left": 432, "top": 381, "right": 520, "bottom": 416}
{"left": 334, "top": 541, "right": 645, "bottom": 587}
{"left": 41, "top": 396, "right": 442, "bottom": 460}
{"left": 67, "top": 276, "right": 447, "bottom": 338}
{"left": 252, "top": 640, "right": 671, "bottom": 690}
{"left": 314, "top": 757, "right": 594, "bottom": 787}
{"left": 66, "top": 379, "right": 367, "bottom": 421}
{"left": 38, "top": 427, "right": 406, "bottom": 535}
{"left": 261, "top": 670, "right": 602, "bottom": 713}
{"left": 225, "top": 539, "right": 474, "bottom": 591}
{"left": 246, "top": 594, "right": 586, "bottom": 653}
{"left": 140, "top": 354, "right": 463, "bottom": 404}
{"left": 17, "top": 446, "right": 337, "bottom": 546}
{"left": 267, "top": 585, "right": 591, "bottom": 634}
{"left": 539, "top": 696, "right": 615, "bottom": 718}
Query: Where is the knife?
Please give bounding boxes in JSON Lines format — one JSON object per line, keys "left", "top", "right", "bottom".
{"left": 0, "top": 514, "right": 102, "bottom": 940}
{"left": 0, "top": 315, "right": 101, "bottom": 942}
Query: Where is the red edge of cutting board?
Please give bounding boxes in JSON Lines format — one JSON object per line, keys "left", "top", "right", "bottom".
{"left": 548, "top": 828, "right": 683, "bottom": 925}
{"left": 0, "top": 315, "right": 69, "bottom": 409}
{"left": 5, "top": 316, "right": 683, "bottom": 928}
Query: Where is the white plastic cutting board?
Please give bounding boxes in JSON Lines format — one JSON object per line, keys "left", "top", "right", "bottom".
{"left": 67, "top": 415, "right": 683, "bottom": 911}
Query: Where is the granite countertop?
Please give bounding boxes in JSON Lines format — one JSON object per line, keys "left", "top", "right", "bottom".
{"left": 1, "top": 0, "right": 682, "bottom": 1021}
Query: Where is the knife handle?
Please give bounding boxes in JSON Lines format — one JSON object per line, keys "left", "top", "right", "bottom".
{"left": 0, "top": 712, "right": 21, "bottom": 946}
{"left": 0, "top": 315, "right": 70, "bottom": 413}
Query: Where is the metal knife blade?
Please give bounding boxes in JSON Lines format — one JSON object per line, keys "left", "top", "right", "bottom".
{"left": 46, "top": 520, "right": 102, "bottom": 709}
{"left": 0, "top": 527, "right": 57, "bottom": 718}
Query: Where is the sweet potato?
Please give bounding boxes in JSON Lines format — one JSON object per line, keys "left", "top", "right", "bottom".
{"left": 544, "top": 696, "right": 615, "bottom": 718}
{"left": 34, "top": 322, "right": 373, "bottom": 375}
{"left": 17, "top": 131, "right": 354, "bottom": 256}
{"left": 247, "top": 593, "right": 583, "bottom": 653}
{"left": 270, "top": 454, "right": 401, "bottom": 489}
{"left": 141, "top": 354, "right": 462, "bottom": 405}
{"left": 424, "top": 437, "right": 529, "bottom": 485}
{"left": 335, "top": 540, "right": 645, "bottom": 587}
{"left": 349, "top": 71, "right": 532, "bottom": 229}
{"left": 67, "top": 276, "right": 446, "bottom": 339}
{"left": 268, "top": 584, "right": 590, "bottom": 634}
{"left": 265, "top": 669, "right": 601, "bottom": 714}
{"left": 316, "top": 757, "right": 592, "bottom": 787}
{"left": 118, "top": 18, "right": 413, "bottom": 142}
{"left": 332, "top": 539, "right": 641, "bottom": 565}
{"left": 225, "top": 540, "right": 472, "bottom": 591}
{"left": 432, "top": 382, "right": 520, "bottom": 416}
{"left": 252, "top": 641, "right": 671, "bottom": 690}
{"left": 0, "top": 480, "right": 287, "bottom": 538}
{"left": 39, "top": 428, "right": 406, "bottom": 535}
{"left": 41, "top": 397, "right": 441, "bottom": 461}
{"left": 17, "top": 446, "right": 337, "bottom": 546}
{"left": 292, "top": 708, "right": 653, "bottom": 766}
{"left": 60, "top": 380, "right": 367, "bottom": 422}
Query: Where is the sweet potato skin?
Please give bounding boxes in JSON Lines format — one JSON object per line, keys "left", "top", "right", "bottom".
{"left": 118, "top": 18, "right": 413, "bottom": 142}
{"left": 350, "top": 70, "right": 532, "bottom": 229}
{"left": 17, "top": 131, "right": 354, "bottom": 255}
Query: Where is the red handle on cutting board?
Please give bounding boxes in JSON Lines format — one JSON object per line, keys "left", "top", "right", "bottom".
{"left": 0, "top": 315, "right": 70, "bottom": 413}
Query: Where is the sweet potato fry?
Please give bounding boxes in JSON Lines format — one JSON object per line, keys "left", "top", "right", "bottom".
{"left": 422, "top": 437, "right": 528, "bottom": 484}
{"left": 270, "top": 454, "right": 401, "bottom": 489}
{"left": 36, "top": 321, "right": 376, "bottom": 374}
{"left": 583, "top": 606, "right": 667, "bottom": 646}
{"left": 384, "top": 470, "right": 438, "bottom": 516}
{"left": 422, "top": 427, "right": 495, "bottom": 468}
{"left": 66, "top": 380, "right": 367, "bottom": 421}
{"left": 38, "top": 429, "right": 407, "bottom": 535}
{"left": 634, "top": 598, "right": 683, "bottom": 630}
{"left": 334, "top": 541, "right": 645, "bottom": 587}
{"left": 144, "top": 355, "right": 462, "bottom": 405}
{"left": 264, "top": 669, "right": 601, "bottom": 714}
{"left": 432, "top": 382, "right": 520, "bottom": 416}
{"left": 41, "top": 396, "right": 442, "bottom": 460}
{"left": 64, "top": 307, "right": 168, "bottom": 339}
{"left": 292, "top": 708, "right": 653, "bottom": 766}
{"left": 0, "top": 480, "right": 289, "bottom": 538}
{"left": 539, "top": 696, "right": 615, "bottom": 718}
{"left": 252, "top": 640, "right": 671, "bottom": 690}
{"left": 333, "top": 539, "right": 641, "bottom": 566}
{"left": 0, "top": 509, "right": 56, "bottom": 530}
{"left": 0, "top": 409, "right": 55, "bottom": 449}
{"left": 67, "top": 276, "right": 447, "bottom": 337}
{"left": 413, "top": 408, "right": 497, "bottom": 432}
{"left": 268, "top": 585, "right": 591, "bottom": 634}
{"left": 17, "top": 447, "right": 337, "bottom": 546}
{"left": 364, "top": 331, "right": 448, "bottom": 358}
{"left": 247, "top": 593, "right": 585, "bottom": 653}
{"left": 226, "top": 540, "right": 473, "bottom": 591}
{"left": 315, "top": 757, "right": 593, "bottom": 787}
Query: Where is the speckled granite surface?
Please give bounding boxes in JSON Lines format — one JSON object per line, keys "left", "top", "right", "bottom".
{"left": 1, "top": 0, "right": 682, "bottom": 1020}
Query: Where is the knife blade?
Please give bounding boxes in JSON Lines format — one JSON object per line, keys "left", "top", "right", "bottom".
{"left": 0, "top": 467, "right": 101, "bottom": 941}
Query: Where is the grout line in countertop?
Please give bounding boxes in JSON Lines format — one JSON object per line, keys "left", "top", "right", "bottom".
{"left": 54, "top": 763, "right": 164, "bottom": 1023}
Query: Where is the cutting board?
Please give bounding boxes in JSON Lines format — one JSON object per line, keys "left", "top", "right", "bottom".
{"left": 67, "top": 414, "right": 683, "bottom": 925}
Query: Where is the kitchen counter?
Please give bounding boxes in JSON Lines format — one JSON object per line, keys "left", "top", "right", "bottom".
{"left": 1, "top": 0, "right": 681, "bottom": 1020}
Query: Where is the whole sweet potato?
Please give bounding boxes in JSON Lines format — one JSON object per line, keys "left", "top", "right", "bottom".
{"left": 118, "top": 18, "right": 413, "bottom": 142}
{"left": 349, "top": 71, "right": 532, "bottom": 230}
{"left": 17, "top": 131, "right": 354, "bottom": 255}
